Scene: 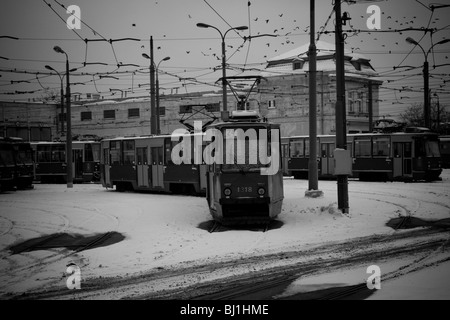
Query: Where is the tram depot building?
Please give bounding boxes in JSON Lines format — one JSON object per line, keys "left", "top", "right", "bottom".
{"left": 1, "top": 41, "right": 381, "bottom": 141}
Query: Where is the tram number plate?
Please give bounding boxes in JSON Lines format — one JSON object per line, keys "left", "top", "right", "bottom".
{"left": 237, "top": 186, "right": 253, "bottom": 193}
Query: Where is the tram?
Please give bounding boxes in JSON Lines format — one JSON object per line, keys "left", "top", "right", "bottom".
{"left": 205, "top": 110, "right": 284, "bottom": 225}
{"left": 30, "top": 141, "right": 101, "bottom": 183}
{"left": 0, "top": 137, "right": 16, "bottom": 191}
{"left": 100, "top": 134, "right": 207, "bottom": 194}
{"left": 8, "top": 137, "right": 34, "bottom": 189}
{"left": 285, "top": 130, "right": 442, "bottom": 181}
{"left": 439, "top": 135, "right": 450, "bottom": 168}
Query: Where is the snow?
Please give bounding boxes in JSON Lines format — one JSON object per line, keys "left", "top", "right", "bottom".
{"left": 1, "top": 170, "right": 450, "bottom": 299}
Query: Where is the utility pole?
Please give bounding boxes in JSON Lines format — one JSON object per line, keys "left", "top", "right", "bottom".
{"left": 150, "top": 36, "right": 156, "bottom": 135}
{"left": 306, "top": 0, "right": 322, "bottom": 197}
{"left": 334, "top": 0, "right": 349, "bottom": 213}
{"left": 368, "top": 80, "right": 373, "bottom": 132}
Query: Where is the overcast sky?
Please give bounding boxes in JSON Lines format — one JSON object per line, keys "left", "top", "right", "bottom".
{"left": 1, "top": 0, "right": 449, "bottom": 119}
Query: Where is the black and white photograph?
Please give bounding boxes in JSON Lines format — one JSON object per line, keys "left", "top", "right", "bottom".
{"left": 1, "top": 0, "right": 450, "bottom": 307}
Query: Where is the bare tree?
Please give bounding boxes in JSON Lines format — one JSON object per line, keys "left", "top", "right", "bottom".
{"left": 400, "top": 102, "right": 450, "bottom": 131}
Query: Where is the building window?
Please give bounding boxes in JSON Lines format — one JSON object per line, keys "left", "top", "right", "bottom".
{"left": 104, "top": 109, "right": 116, "bottom": 119}
{"left": 81, "top": 111, "right": 92, "bottom": 121}
{"left": 58, "top": 113, "right": 67, "bottom": 122}
{"left": 159, "top": 106, "right": 166, "bottom": 117}
{"left": 205, "top": 103, "right": 220, "bottom": 113}
{"left": 293, "top": 61, "right": 304, "bottom": 70}
{"left": 179, "top": 105, "right": 192, "bottom": 114}
{"left": 268, "top": 100, "right": 276, "bottom": 109}
{"left": 128, "top": 108, "right": 140, "bottom": 118}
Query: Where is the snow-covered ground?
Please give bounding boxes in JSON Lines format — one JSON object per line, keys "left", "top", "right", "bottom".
{"left": 1, "top": 170, "right": 449, "bottom": 299}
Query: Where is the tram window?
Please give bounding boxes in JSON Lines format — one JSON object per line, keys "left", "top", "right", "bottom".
{"left": 103, "top": 148, "right": 110, "bottom": 165}
{"left": 110, "top": 141, "right": 121, "bottom": 164}
{"left": 165, "top": 139, "right": 173, "bottom": 165}
{"left": 355, "top": 139, "right": 371, "bottom": 157}
{"left": 85, "top": 144, "right": 93, "bottom": 162}
{"left": 404, "top": 143, "right": 412, "bottom": 158}
{"left": 51, "top": 145, "right": 65, "bottom": 162}
{"left": 372, "top": 137, "right": 390, "bottom": 157}
{"left": 394, "top": 143, "right": 401, "bottom": 158}
{"left": 321, "top": 144, "right": 327, "bottom": 157}
{"left": 123, "top": 140, "right": 135, "bottom": 165}
{"left": 425, "top": 140, "right": 440, "bottom": 157}
{"left": 151, "top": 147, "right": 163, "bottom": 165}
{"left": 415, "top": 140, "right": 427, "bottom": 158}
{"left": 0, "top": 149, "right": 15, "bottom": 165}
{"left": 37, "top": 145, "right": 51, "bottom": 162}
{"left": 304, "top": 139, "right": 310, "bottom": 157}
{"left": 440, "top": 141, "right": 450, "bottom": 155}
{"left": 290, "top": 140, "right": 304, "bottom": 158}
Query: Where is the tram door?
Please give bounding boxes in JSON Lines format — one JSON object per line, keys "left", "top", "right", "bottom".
{"left": 199, "top": 164, "right": 207, "bottom": 191}
{"left": 321, "top": 142, "right": 335, "bottom": 176}
{"left": 151, "top": 146, "right": 164, "bottom": 188}
{"left": 393, "top": 142, "right": 412, "bottom": 178}
{"left": 103, "top": 147, "right": 111, "bottom": 186}
{"left": 136, "top": 147, "right": 149, "bottom": 187}
{"left": 73, "top": 149, "right": 83, "bottom": 180}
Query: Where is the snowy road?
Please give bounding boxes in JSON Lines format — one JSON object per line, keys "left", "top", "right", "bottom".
{"left": 1, "top": 170, "right": 449, "bottom": 299}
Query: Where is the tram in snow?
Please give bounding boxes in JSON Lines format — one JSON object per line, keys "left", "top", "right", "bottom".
{"left": 439, "top": 135, "right": 450, "bottom": 169}
{"left": 0, "top": 137, "right": 34, "bottom": 190}
{"left": 205, "top": 110, "right": 284, "bottom": 225}
{"left": 0, "top": 137, "right": 16, "bottom": 191}
{"left": 30, "top": 141, "right": 101, "bottom": 183}
{"left": 8, "top": 137, "right": 34, "bottom": 189}
{"left": 284, "top": 130, "right": 442, "bottom": 181}
{"left": 100, "top": 134, "right": 207, "bottom": 194}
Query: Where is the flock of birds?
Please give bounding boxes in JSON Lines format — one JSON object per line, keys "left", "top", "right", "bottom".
{"left": 132, "top": 3, "right": 447, "bottom": 66}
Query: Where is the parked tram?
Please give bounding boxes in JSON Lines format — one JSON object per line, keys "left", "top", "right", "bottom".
{"left": 0, "top": 137, "right": 16, "bottom": 191}
{"left": 285, "top": 130, "right": 442, "bottom": 181}
{"left": 439, "top": 135, "right": 450, "bottom": 168}
{"left": 100, "top": 134, "right": 207, "bottom": 194}
{"left": 30, "top": 141, "right": 101, "bottom": 183}
{"left": 205, "top": 110, "right": 284, "bottom": 225}
{"left": 8, "top": 137, "right": 34, "bottom": 189}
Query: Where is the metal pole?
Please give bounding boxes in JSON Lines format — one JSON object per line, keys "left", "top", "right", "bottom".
{"left": 221, "top": 37, "right": 227, "bottom": 117}
{"left": 156, "top": 72, "right": 160, "bottom": 134}
{"left": 368, "top": 80, "right": 373, "bottom": 132}
{"left": 60, "top": 79, "right": 64, "bottom": 134}
{"left": 424, "top": 59, "right": 430, "bottom": 128}
{"left": 150, "top": 36, "right": 157, "bottom": 135}
{"left": 334, "top": 0, "right": 349, "bottom": 213}
{"left": 65, "top": 56, "right": 73, "bottom": 188}
{"left": 308, "top": 0, "right": 319, "bottom": 192}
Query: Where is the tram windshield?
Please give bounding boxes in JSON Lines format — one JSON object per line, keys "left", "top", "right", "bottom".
{"left": 0, "top": 148, "right": 15, "bottom": 165}
{"left": 425, "top": 140, "right": 440, "bottom": 157}
{"left": 15, "top": 144, "right": 33, "bottom": 164}
{"left": 221, "top": 126, "right": 280, "bottom": 173}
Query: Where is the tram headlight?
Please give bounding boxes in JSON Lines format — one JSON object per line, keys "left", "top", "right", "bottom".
{"left": 224, "top": 188, "right": 232, "bottom": 197}
{"left": 258, "top": 187, "right": 266, "bottom": 196}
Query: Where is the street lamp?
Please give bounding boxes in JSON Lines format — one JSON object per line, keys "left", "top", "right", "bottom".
{"left": 53, "top": 45, "right": 73, "bottom": 188}
{"left": 142, "top": 36, "right": 156, "bottom": 135}
{"left": 197, "top": 23, "right": 248, "bottom": 120}
{"left": 156, "top": 57, "right": 170, "bottom": 134}
{"left": 45, "top": 65, "right": 65, "bottom": 134}
{"left": 406, "top": 37, "right": 450, "bottom": 128}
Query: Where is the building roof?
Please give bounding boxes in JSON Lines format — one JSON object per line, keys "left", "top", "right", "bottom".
{"left": 263, "top": 40, "right": 377, "bottom": 76}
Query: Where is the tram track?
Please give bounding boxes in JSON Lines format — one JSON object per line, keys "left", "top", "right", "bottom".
{"left": 12, "top": 225, "right": 449, "bottom": 300}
